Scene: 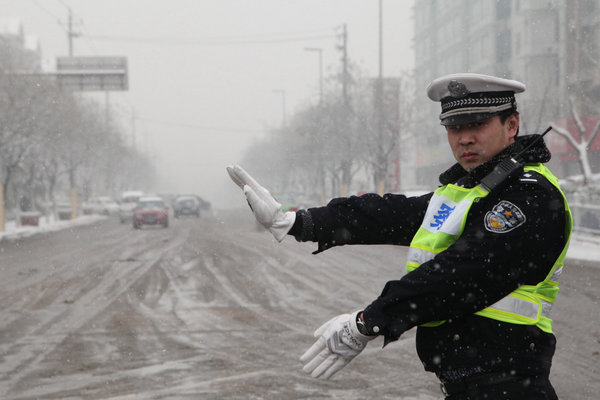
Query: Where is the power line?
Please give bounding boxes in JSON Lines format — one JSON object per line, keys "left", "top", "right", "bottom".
{"left": 30, "top": 0, "right": 67, "bottom": 34}
{"left": 30, "top": 0, "right": 97, "bottom": 56}
{"left": 30, "top": 0, "right": 61, "bottom": 19}
{"left": 84, "top": 32, "right": 335, "bottom": 46}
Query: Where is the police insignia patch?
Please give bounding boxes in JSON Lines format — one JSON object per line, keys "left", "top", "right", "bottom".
{"left": 484, "top": 200, "right": 526, "bottom": 233}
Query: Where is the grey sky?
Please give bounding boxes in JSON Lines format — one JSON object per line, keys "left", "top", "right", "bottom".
{"left": 2, "top": 0, "right": 414, "bottom": 208}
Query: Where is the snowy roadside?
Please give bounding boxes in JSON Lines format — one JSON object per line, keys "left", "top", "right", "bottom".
{"left": 565, "top": 230, "right": 600, "bottom": 264}
{"left": 0, "top": 214, "right": 106, "bottom": 242}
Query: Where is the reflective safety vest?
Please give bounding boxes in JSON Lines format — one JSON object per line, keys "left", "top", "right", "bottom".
{"left": 406, "top": 163, "right": 572, "bottom": 333}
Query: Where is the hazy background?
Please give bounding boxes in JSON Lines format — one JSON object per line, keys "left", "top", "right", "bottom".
{"left": 2, "top": 0, "right": 414, "bottom": 208}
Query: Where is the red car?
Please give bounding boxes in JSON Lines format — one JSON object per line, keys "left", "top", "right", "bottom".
{"left": 133, "top": 196, "right": 169, "bottom": 229}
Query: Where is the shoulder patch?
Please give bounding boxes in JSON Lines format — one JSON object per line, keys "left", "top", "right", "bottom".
{"left": 484, "top": 200, "right": 526, "bottom": 233}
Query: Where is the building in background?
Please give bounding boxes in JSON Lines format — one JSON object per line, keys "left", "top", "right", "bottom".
{"left": 0, "top": 18, "right": 41, "bottom": 72}
{"left": 407, "top": 0, "right": 600, "bottom": 186}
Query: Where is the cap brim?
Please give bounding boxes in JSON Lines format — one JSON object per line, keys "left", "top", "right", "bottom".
{"left": 440, "top": 112, "right": 500, "bottom": 126}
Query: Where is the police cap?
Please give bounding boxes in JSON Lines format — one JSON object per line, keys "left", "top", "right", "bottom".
{"left": 427, "top": 73, "right": 525, "bottom": 126}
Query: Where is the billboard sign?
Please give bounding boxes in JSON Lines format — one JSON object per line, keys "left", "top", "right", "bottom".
{"left": 56, "top": 56, "right": 128, "bottom": 91}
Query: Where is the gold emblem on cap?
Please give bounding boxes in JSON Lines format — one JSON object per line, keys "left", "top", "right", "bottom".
{"left": 447, "top": 80, "right": 470, "bottom": 98}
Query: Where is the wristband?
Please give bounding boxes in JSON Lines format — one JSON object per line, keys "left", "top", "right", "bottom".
{"left": 356, "top": 312, "right": 370, "bottom": 335}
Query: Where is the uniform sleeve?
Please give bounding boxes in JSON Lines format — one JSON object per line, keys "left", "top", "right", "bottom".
{"left": 292, "top": 192, "right": 433, "bottom": 253}
{"left": 363, "top": 173, "right": 567, "bottom": 343}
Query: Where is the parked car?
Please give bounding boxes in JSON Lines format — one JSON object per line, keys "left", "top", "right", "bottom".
{"left": 118, "top": 190, "right": 144, "bottom": 223}
{"left": 132, "top": 196, "right": 169, "bottom": 229}
{"left": 173, "top": 195, "right": 201, "bottom": 218}
{"left": 56, "top": 202, "right": 74, "bottom": 221}
{"left": 89, "top": 196, "right": 120, "bottom": 215}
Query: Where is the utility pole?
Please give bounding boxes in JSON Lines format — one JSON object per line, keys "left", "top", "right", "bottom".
{"left": 62, "top": 7, "right": 81, "bottom": 219}
{"left": 105, "top": 92, "right": 110, "bottom": 126}
{"left": 339, "top": 24, "right": 349, "bottom": 106}
{"left": 131, "top": 107, "right": 137, "bottom": 149}
{"left": 0, "top": 175, "right": 4, "bottom": 231}
{"left": 305, "top": 46, "right": 325, "bottom": 203}
{"left": 336, "top": 24, "right": 350, "bottom": 197}
{"left": 66, "top": 7, "right": 80, "bottom": 56}
{"left": 379, "top": 0, "right": 383, "bottom": 80}
{"left": 376, "top": 0, "right": 386, "bottom": 195}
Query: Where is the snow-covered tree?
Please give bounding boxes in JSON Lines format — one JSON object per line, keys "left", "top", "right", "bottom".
{"left": 550, "top": 96, "right": 600, "bottom": 185}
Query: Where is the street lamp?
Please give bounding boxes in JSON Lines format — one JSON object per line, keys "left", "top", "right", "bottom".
{"left": 272, "top": 89, "right": 286, "bottom": 127}
{"left": 304, "top": 47, "right": 323, "bottom": 104}
{"left": 376, "top": 0, "right": 386, "bottom": 195}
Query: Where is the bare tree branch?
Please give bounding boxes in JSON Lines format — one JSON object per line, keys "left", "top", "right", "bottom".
{"left": 550, "top": 123, "right": 579, "bottom": 149}
{"left": 586, "top": 120, "right": 600, "bottom": 151}
{"left": 568, "top": 96, "right": 585, "bottom": 142}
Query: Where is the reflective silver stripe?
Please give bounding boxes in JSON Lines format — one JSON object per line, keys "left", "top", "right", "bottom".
{"left": 550, "top": 267, "right": 562, "bottom": 282}
{"left": 475, "top": 184, "right": 490, "bottom": 196}
{"left": 486, "top": 295, "right": 552, "bottom": 321}
{"left": 407, "top": 247, "right": 435, "bottom": 266}
{"left": 487, "top": 296, "right": 538, "bottom": 320}
{"left": 541, "top": 299, "right": 553, "bottom": 318}
{"left": 408, "top": 250, "right": 556, "bottom": 321}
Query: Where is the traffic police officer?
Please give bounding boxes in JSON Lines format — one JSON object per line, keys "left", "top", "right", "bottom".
{"left": 227, "top": 73, "right": 572, "bottom": 399}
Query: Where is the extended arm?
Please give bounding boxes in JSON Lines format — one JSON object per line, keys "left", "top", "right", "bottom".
{"left": 291, "top": 192, "right": 433, "bottom": 253}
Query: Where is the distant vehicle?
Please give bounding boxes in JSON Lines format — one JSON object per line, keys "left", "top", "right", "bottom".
{"left": 197, "top": 197, "right": 212, "bottom": 213}
{"left": 173, "top": 195, "right": 201, "bottom": 218}
{"left": 89, "top": 196, "right": 119, "bottom": 215}
{"left": 118, "top": 190, "right": 144, "bottom": 223}
{"left": 132, "top": 196, "right": 169, "bottom": 229}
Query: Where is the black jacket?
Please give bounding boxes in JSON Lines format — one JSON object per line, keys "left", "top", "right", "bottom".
{"left": 290, "top": 135, "right": 569, "bottom": 380}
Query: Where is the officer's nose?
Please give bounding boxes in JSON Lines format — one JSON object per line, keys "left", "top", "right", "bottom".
{"left": 457, "top": 131, "right": 475, "bottom": 146}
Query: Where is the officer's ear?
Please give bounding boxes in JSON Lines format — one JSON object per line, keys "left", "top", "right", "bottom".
{"left": 506, "top": 113, "right": 519, "bottom": 139}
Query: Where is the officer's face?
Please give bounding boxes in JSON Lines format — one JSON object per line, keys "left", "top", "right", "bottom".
{"left": 446, "top": 114, "right": 519, "bottom": 171}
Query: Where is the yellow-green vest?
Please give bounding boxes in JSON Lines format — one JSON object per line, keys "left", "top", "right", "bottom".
{"left": 406, "top": 163, "right": 572, "bottom": 333}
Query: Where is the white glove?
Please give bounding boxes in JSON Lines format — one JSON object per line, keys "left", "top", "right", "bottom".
{"left": 300, "top": 311, "right": 375, "bottom": 379}
{"left": 226, "top": 165, "right": 295, "bottom": 242}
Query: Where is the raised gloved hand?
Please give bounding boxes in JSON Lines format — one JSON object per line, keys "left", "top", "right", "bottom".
{"left": 226, "top": 165, "right": 295, "bottom": 242}
{"left": 300, "top": 311, "right": 376, "bottom": 379}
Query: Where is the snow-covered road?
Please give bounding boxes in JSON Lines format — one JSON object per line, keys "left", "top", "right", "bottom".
{"left": 0, "top": 210, "right": 597, "bottom": 399}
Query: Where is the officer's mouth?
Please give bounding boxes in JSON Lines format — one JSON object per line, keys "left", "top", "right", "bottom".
{"left": 461, "top": 151, "right": 479, "bottom": 162}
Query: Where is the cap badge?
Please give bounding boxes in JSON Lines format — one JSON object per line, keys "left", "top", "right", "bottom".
{"left": 447, "top": 80, "right": 470, "bottom": 98}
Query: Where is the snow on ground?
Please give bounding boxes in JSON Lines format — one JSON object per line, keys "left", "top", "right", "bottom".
{"left": 1, "top": 212, "right": 598, "bottom": 265}
{"left": 0, "top": 214, "right": 106, "bottom": 241}
{"left": 564, "top": 231, "right": 600, "bottom": 262}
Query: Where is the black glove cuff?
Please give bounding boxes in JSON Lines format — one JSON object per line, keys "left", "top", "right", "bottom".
{"left": 356, "top": 312, "right": 370, "bottom": 335}
{"left": 290, "top": 209, "right": 315, "bottom": 242}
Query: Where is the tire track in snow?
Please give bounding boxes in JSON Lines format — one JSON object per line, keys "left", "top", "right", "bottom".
{"left": 0, "top": 232, "right": 190, "bottom": 397}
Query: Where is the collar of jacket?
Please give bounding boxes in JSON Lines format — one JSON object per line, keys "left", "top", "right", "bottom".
{"left": 438, "top": 134, "right": 552, "bottom": 187}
